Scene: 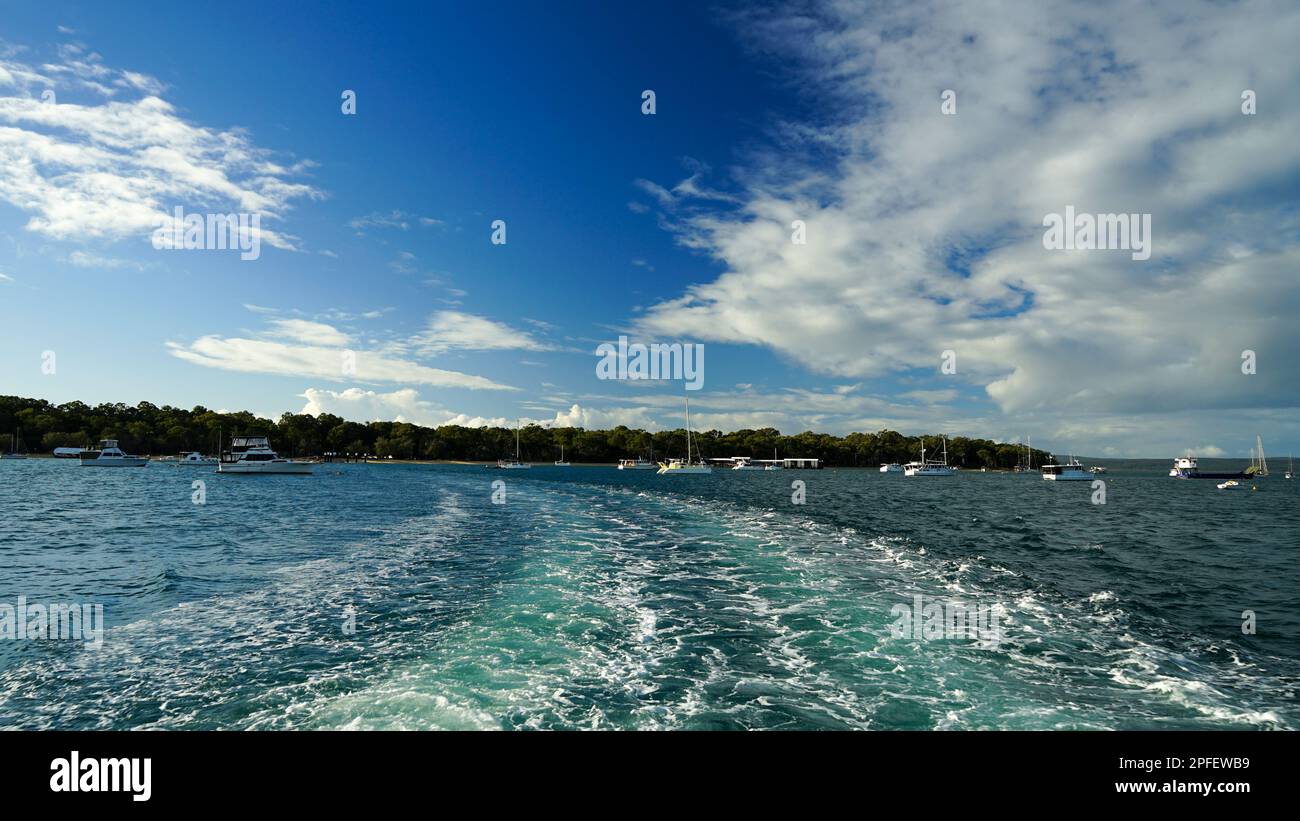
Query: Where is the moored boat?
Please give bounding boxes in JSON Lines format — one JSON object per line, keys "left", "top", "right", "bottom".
{"left": 1041, "top": 457, "right": 1090, "bottom": 481}
{"left": 1169, "top": 454, "right": 1245, "bottom": 480}
{"left": 218, "top": 436, "right": 313, "bottom": 474}
{"left": 159, "top": 451, "right": 219, "bottom": 466}
{"left": 493, "top": 420, "right": 531, "bottom": 469}
{"left": 79, "top": 439, "right": 149, "bottom": 467}
{"left": 904, "top": 437, "right": 954, "bottom": 476}
{"left": 658, "top": 397, "right": 713, "bottom": 475}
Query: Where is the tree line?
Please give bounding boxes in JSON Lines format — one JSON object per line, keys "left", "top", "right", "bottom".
{"left": 0, "top": 395, "right": 1051, "bottom": 468}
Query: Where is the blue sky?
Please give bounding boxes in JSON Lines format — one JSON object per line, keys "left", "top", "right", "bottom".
{"left": 2, "top": 1, "right": 1299, "bottom": 458}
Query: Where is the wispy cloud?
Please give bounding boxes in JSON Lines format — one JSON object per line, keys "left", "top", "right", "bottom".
{"left": 412, "top": 310, "right": 554, "bottom": 354}
{"left": 0, "top": 43, "right": 320, "bottom": 253}
{"left": 169, "top": 310, "right": 518, "bottom": 391}
{"left": 347, "top": 209, "right": 443, "bottom": 233}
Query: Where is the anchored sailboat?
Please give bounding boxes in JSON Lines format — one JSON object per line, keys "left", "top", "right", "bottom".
{"left": 554, "top": 444, "right": 570, "bottom": 466}
{"left": 1248, "top": 434, "right": 1269, "bottom": 478}
{"left": 494, "top": 420, "right": 531, "bottom": 469}
{"left": 658, "top": 397, "right": 712, "bottom": 474}
{"left": 1, "top": 427, "right": 27, "bottom": 460}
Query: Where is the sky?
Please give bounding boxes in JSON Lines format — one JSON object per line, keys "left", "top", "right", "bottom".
{"left": 1, "top": 0, "right": 1298, "bottom": 459}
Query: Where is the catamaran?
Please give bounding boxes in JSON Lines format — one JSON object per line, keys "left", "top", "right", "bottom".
{"left": 658, "top": 397, "right": 713, "bottom": 474}
{"left": 79, "top": 439, "right": 149, "bottom": 467}
{"left": 494, "top": 420, "right": 531, "bottom": 469}
{"left": 554, "top": 445, "right": 570, "bottom": 467}
{"left": 218, "top": 436, "right": 314, "bottom": 474}
{"left": 904, "top": 437, "right": 955, "bottom": 476}
{"left": 1041, "top": 456, "right": 1090, "bottom": 481}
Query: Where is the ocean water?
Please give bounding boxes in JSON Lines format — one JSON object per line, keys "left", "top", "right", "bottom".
{"left": 0, "top": 458, "right": 1296, "bottom": 730}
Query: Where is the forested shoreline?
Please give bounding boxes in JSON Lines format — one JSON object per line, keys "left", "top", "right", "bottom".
{"left": 0, "top": 395, "right": 1052, "bottom": 468}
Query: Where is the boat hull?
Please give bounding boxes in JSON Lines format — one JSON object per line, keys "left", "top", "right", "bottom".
{"left": 80, "top": 458, "right": 149, "bottom": 467}
{"left": 1043, "top": 472, "right": 1090, "bottom": 481}
{"left": 218, "top": 462, "right": 314, "bottom": 474}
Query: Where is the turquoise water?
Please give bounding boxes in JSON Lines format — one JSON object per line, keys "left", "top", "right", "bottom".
{"left": 0, "top": 459, "right": 1296, "bottom": 729}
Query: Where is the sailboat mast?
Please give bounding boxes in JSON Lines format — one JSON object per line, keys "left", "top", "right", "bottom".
{"left": 515, "top": 420, "right": 521, "bottom": 460}
{"left": 685, "top": 398, "right": 692, "bottom": 464}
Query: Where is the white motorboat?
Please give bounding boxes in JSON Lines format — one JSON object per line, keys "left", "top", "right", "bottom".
{"left": 218, "top": 436, "right": 313, "bottom": 474}
{"left": 494, "top": 420, "right": 531, "bottom": 469}
{"left": 879, "top": 463, "right": 902, "bottom": 473}
{"left": 658, "top": 397, "right": 713, "bottom": 475}
{"left": 79, "top": 439, "right": 149, "bottom": 467}
{"left": 1041, "top": 456, "right": 1090, "bottom": 481}
{"left": 617, "top": 457, "right": 657, "bottom": 470}
{"left": 904, "top": 437, "right": 954, "bottom": 476}
{"left": 1217, "top": 479, "right": 1241, "bottom": 490}
{"left": 159, "top": 451, "right": 219, "bottom": 466}
{"left": 728, "top": 457, "right": 764, "bottom": 470}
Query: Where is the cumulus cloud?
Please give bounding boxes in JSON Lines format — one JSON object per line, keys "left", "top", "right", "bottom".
{"left": 633, "top": 0, "right": 1300, "bottom": 449}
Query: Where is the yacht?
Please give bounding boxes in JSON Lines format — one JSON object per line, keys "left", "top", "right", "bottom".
{"left": 729, "top": 457, "right": 764, "bottom": 471}
{"left": 904, "top": 437, "right": 955, "bottom": 476}
{"left": 1041, "top": 457, "right": 1090, "bottom": 481}
{"left": 218, "top": 436, "right": 313, "bottom": 474}
{"left": 493, "top": 420, "right": 531, "bottom": 469}
{"left": 2, "top": 427, "right": 27, "bottom": 459}
{"left": 1286, "top": 455, "right": 1293, "bottom": 480}
{"left": 658, "top": 397, "right": 713, "bottom": 475}
{"left": 879, "top": 463, "right": 902, "bottom": 473}
{"left": 79, "top": 439, "right": 149, "bottom": 467}
{"left": 159, "top": 451, "right": 219, "bottom": 466}
{"left": 554, "top": 445, "right": 570, "bottom": 467}
{"left": 617, "top": 457, "right": 657, "bottom": 470}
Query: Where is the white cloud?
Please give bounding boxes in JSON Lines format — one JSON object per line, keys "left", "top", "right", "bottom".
{"left": 0, "top": 46, "right": 319, "bottom": 253}
{"left": 413, "top": 310, "right": 553, "bottom": 354}
{"left": 169, "top": 335, "right": 516, "bottom": 391}
{"left": 348, "top": 210, "right": 442, "bottom": 232}
{"left": 633, "top": 0, "right": 1300, "bottom": 449}
{"left": 265, "top": 318, "right": 352, "bottom": 347}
